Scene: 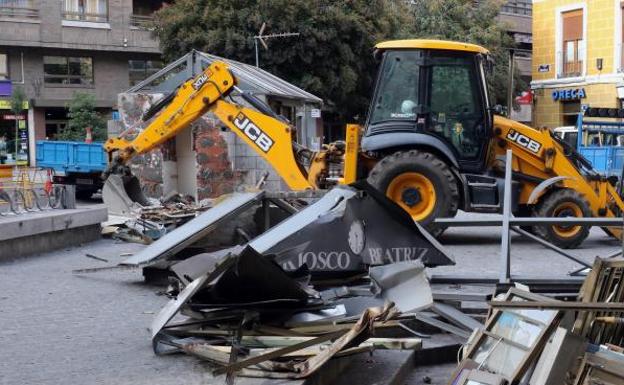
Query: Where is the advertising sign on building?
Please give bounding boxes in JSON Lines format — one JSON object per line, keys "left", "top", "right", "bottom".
{"left": 552, "top": 88, "right": 586, "bottom": 101}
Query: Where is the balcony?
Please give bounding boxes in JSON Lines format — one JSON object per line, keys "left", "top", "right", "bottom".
{"left": 501, "top": 1, "right": 531, "bottom": 16}
{"left": 129, "top": 13, "right": 153, "bottom": 29}
{"left": 559, "top": 55, "right": 583, "bottom": 79}
{"left": 62, "top": 4, "right": 108, "bottom": 23}
{"left": 0, "top": 4, "right": 39, "bottom": 19}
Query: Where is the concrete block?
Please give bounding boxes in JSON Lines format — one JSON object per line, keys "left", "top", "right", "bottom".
{"left": 0, "top": 206, "right": 107, "bottom": 242}
{"left": 0, "top": 224, "right": 101, "bottom": 260}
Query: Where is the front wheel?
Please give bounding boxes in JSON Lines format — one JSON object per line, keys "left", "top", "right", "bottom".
{"left": 533, "top": 189, "right": 592, "bottom": 249}
{"left": 367, "top": 150, "right": 459, "bottom": 237}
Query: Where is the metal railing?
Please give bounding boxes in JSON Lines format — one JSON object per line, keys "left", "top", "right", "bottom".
{"left": 62, "top": 5, "right": 107, "bottom": 23}
{"left": 558, "top": 51, "right": 583, "bottom": 78}
{"left": 129, "top": 13, "right": 153, "bottom": 28}
{"left": 0, "top": 167, "right": 71, "bottom": 215}
{"left": 0, "top": 5, "right": 38, "bottom": 18}
{"left": 434, "top": 150, "right": 623, "bottom": 284}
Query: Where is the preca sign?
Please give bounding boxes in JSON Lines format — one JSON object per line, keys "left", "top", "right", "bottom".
{"left": 552, "top": 88, "right": 586, "bottom": 101}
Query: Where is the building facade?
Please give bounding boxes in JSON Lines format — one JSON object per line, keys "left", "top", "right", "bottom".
{"left": 499, "top": 0, "right": 533, "bottom": 122}
{"left": 532, "top": 0, "right": 624, "bottom": 129}
{"left": 0, "top": 0, "right": 164, "bottom": 165}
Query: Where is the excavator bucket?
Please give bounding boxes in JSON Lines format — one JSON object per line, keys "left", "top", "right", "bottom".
{"left": 102, "top": 174, "right": 152, "bottom": 215}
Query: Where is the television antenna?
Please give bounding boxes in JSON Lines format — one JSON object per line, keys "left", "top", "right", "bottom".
{"left": 254, "top": 22, "right": 300, "bottom": 67}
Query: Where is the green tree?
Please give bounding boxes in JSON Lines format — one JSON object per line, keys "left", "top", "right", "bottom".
{"left": 407, "top": 0, "right": 526, "bottom": 107}
{"left": 9, "top": 87, "right": 27, "bottom": 158}
{"left": 153, "top": 0, "right": 412, "bottom": 122}
{"left": 58, "top": 92, "right": 107, "bottom": 141}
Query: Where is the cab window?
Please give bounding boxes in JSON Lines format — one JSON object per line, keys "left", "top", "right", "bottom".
{"left": 369, "top": 50, "right": 421, "bottom": 124}
{"left": 428, "top": 53, "right": 484, "bottom": 160}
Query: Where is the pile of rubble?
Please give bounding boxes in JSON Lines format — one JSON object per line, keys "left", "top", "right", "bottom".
{"left": 86, "top": 179, "right": 624, "bottom": 384}
{"left": 102, "top": 192, "right": 215, "bottom": 244}
{"left": 150, "top": 247, "right": 435, "bottom": 380}
{"left": 449, "top": 256, "right": 624, "bottom": 385}
{"left": 149, "top": 252, "right": 624, "bottom": 383}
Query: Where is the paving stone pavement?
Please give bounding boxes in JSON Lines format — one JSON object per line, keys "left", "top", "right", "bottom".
{"left": 0, "top": 239, "right": 219, "bottom": 385}
{"left": 0, "top": 212, "right": 620, "bottom": 385}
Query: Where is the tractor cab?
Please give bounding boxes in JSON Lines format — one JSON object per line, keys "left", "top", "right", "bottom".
{"left": 362, "top": 40, "right": 493, "bottom": 174}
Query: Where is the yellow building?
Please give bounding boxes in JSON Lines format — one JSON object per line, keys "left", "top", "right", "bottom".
{"left": 532, "top": 0, "right": 624, "bottom": 128}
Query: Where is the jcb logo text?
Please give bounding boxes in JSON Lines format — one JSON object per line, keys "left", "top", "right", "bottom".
{"left": 192, "top": 73, "right": 209, "bottom": 90}
{"left": 507, "top": 129, "right": 541, "bottom": 154}
{"left": 233, "top": 112, "right": 274, "bottom": 153}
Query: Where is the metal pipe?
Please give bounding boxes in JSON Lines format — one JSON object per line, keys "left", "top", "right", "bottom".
{"left": 499, "top": 149, "right": 512, "bottom": 283}
{"left": 507, "top": 49, "right": 515, "bottom": 117}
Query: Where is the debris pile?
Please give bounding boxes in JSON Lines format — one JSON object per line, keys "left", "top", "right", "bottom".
{"left": 449, "top": 256, "right": 624, "bottom": 385}
{"left": 102, "top": 192, "right": 215, "bottom": 244}
{"left": 138, "top": 183, "right": 478, "bottom": 380}
{"left": 150, "top": 247, "right": 433, "bottom": 380}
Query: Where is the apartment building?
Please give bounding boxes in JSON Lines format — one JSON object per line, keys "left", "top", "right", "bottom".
{"left": 0, "top": 0, "right": 165, "bottom": 165}
{"left": 499, "top": 0, "right": 533, "bottom": 122}
{"left": 532, "top": 0, "right": 624, "bottom": 129}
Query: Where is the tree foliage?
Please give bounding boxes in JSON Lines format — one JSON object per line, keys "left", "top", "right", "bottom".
{"left": 153, "top": 0, "right": 412, "bottom": 121}
{"left": 153, "top": 0, "right": 521, "bottom": 123}
{"left": 408, "top": 0, "right": 525, "bottom": 107}
{"left": 58, "top": 92, "right": 107, "bottom": 141}
{"left": 10, "top": 86, "right": 26, "bottom": 115}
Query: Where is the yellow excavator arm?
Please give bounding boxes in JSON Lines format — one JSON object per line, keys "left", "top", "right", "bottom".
{"left": 104, "top": 61, "right": 337, "bottom": 191}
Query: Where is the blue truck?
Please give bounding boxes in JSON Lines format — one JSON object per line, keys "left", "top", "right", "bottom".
{"left": 553, "top": 112, "right": 624, "bottom": 178}
{"left": 36, "top": 140, "right": 107, "bottom": 199}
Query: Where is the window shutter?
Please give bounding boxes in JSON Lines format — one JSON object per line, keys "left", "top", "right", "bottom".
{"left": 563, "top": 9, "right": 583, "bottom": 41}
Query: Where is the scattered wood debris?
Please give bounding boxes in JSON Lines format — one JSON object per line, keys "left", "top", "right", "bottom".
{"left": 448, "top": 256, "right": 624, "bottom": 385}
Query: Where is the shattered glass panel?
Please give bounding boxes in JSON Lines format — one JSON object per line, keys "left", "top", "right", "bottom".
{"left": 490, "top": 311, "right": 544, "bottom": 348}
{"left": 473, "top": 337, "right": 526, "bottom": 379}
{"left": 509, "top": 296, "right": 556, "bottom": 324}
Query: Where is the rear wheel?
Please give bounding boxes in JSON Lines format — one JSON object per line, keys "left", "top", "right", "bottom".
{"left": 533, "top": 189, "right": 591, "bottom": 249}
{"left": 367, "top": 150, "right": 459, "bottom": 237}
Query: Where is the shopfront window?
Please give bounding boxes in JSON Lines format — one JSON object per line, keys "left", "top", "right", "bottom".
{"left": 561, "top": 9, "right": 584, "bottom": 77}
{"left": 0, "top": 110, "right": 28, "bottom": 165}
{"left": 44, "top": 56, "right": 93, "bottom": 86}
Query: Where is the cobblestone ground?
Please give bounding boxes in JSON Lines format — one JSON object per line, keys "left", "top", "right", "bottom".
{"left": 0, "top": 240, "right": 218, "bottom": 385}
{"left": 0, "top": 212, "right": 619, "bottom": 385}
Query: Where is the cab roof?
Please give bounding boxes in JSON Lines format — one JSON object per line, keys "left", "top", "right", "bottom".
{"left": 375, "top": 39, "right": 490, "bottom": 55}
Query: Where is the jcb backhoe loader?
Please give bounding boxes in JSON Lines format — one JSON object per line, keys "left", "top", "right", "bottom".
{"left": 103, "top": 39, "right": 624, "bottom": 249}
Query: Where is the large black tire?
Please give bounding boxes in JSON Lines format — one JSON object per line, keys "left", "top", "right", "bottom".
{"left": 367, "top": 150, "right": 459, "bottom": 237}
{"left": 533, "top": 189, "right": 592, "bottom": 249}
{"left": 516, "top": 205, "right": 536, "bottom": 234}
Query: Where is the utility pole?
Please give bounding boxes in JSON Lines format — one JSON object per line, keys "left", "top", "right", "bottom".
{"left": 507, "top": 49, "right": 515, "bottom": 117}
{"left": 253, "top": 23, "right": 300, "bottom": 67}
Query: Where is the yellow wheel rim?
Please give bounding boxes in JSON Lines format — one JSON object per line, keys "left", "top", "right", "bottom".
{"left": 386, "top": 172, "right": 436, "bottom": 222}
{"left": 552, "top": 202, "right": 584, "bottom": 238}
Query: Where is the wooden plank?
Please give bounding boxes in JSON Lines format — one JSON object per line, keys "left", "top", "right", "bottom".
{"left": 488, "top": 301, "right": 624, "bottom": 312}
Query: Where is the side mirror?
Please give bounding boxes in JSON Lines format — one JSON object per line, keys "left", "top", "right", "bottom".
{"left": 492, "top": 104, "right": 504, "bottom": 115}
